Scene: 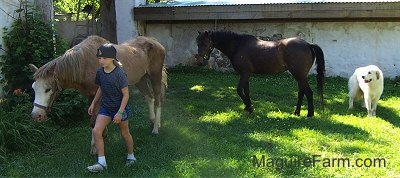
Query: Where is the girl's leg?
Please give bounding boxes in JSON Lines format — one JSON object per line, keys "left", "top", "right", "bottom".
{"left": 93, "top": 115, "right": 111, "bottom": 157}
{"left": 87, "top": 114, "right": 111, "bottom": 172}
{"left": 118, "top": 120, "right": 134, "bottom": 154}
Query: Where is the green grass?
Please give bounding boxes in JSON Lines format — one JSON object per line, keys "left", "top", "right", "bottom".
{"left": 2, "top": 67, "right": 400, "bottom": 177}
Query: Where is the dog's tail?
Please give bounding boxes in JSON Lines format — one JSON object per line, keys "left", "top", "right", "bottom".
{"left": 309, "top": 43, "right": 325, "bottom": 111}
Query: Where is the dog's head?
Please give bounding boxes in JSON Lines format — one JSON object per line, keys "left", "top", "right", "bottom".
{"left": 361, "top": 69, "right": 381, "bottom": 83}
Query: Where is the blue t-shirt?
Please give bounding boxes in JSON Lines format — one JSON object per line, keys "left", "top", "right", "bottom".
{"left": 95, "top": 66, "right": 129, "bottom": 112}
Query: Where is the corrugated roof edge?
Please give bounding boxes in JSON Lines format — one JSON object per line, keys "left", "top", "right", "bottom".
{"left": 135, "top": 1, "right": 400, "bottom": 8}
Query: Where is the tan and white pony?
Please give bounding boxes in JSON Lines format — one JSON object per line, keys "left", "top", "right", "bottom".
{"left": 29, "top": 35, "right": 167, "bottom": 154}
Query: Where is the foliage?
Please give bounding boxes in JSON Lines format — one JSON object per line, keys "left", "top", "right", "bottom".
{"left": 393, "top": 76, "right": 400, "bottom": 87}
{"left": 0, "top": 90, "right": 87, "bottom": 164}
{"left": 54, "top": 0, "right": 100, "bottom": 21}
{"left": 0, "top": 1, "right": 68, "bottom": 95}
{"left": 48, "top": 89, "right": 89, "bottom": 127}
{"left": 0, "top": 93, "right": 54, "bottom": 164}
{"left": 1, "top": 67, "right": 400, "bottom": 177}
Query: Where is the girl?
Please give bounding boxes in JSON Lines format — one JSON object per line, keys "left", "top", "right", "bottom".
{"left": 87, "top": 43, "right": 136, "bottom": 172}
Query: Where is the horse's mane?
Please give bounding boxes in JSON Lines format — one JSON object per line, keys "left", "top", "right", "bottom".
{"left": 211, "top": 30, "right": 257, "bottom": 43}
{"left": 33, "top": 36, "right": 109, "bottom": 83}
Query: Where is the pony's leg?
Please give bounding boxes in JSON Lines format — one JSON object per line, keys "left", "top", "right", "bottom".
{"left": 149, "top": 71, "right": 163, "bottom": 134}
{"left": 135, "top": 76, "right": 160, "bottom": 133}
{"left": 144, "top": 96, "right": 158, "bottom": 134}
{"left": 237, "top": 73, "right": 253, "bottom": 113}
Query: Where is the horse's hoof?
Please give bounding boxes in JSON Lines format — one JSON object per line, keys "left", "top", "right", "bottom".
{"left": 244, "top": 105, "right": 254, "bottom": 114}
{"left": 307, "top": 113, "right": 314, "bottom": 118}
{"left": 152, "top": 129, "right": 159, "bottom": 134}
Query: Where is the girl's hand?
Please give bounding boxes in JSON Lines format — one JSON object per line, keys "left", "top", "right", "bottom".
{"left": 88, "top": 104, "right": 94, "bottom": 116}
{"left": 113, "top": 113, "right": 122, "bottom": 124}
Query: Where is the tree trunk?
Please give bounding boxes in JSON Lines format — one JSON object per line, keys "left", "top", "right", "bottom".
{"left": 34, "top": 0, "right": 53, "bottom": 22}
{"left": 100, "top": 0, "right": 117, "bottom": 43}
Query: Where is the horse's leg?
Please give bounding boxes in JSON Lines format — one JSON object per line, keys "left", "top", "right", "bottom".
{"left": 304, "top": 82, "right": 314, "bottom": 117}
{"left": 243, "top": 76, "right": 253, "bottom": 113}
{"left": 237, "top": 72, "right": 253, "bottom": 113}
{"left": 149, "top": 71, "right": 163, "bottom": 134}
{"left": 295, "top": 80, "right": 314, "bottom": 117}
{"left": 135, "top": 76, "right": 159, "bottom": 133}
{"left": 294, "top": 86, "right": 304, "bottom": 116}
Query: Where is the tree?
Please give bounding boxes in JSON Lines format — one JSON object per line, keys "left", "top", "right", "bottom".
{"left": 53, "top": 0, "right": 116, "bottom": 43}
{"left": 99, "top": 0, "right": 116, "bottom": 43}
{"left": 34, "top": 0, "right": 53, "bottom": 21}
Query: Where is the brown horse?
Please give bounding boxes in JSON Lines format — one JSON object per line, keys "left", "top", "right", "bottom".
{"left": 196, "top": 30, "right": 324, "bottom": 117}
{"left": 29, "top": 35, "right": 167, "bottom": 154}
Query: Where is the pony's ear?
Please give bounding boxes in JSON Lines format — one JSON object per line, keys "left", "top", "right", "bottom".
{"left": 205, "top": 31, "right": 209, "bottom": 36}
{"left": 198, "top": 30, "right": 201, "bottom": 35}
{"left": 29, "top": 64, "right": 38, "bottom": 72}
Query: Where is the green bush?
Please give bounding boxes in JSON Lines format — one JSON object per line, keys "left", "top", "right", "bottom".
{"left": 0, "top": 1, "right": 67, "bottom": 95}
{"left": 0, "top": 90, "right": 87, "bottom": 164}
{"left": 0, "top": 93, "right": 54, "bottom": 163}
{"left": 0, "top": 1, "right": 85, "bottom": 163}
{"left": 394, "top": 76, "right": 400, "bottom": 87}
{"left": 48, "top": 89, "right": 89, "bottom": 127}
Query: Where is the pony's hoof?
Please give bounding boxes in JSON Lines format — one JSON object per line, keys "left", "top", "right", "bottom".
{"left": 152, "top": 129, "right": 159, "bottom": 134}
{"left": 307, "top": 113, "right": 314, "bottom": 118}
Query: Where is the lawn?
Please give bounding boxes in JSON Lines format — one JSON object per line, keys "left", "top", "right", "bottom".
{"left": 2, "top": 67, "right": 400, "bottom": 177}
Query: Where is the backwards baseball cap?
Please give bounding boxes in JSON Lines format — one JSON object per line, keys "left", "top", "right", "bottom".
{"left": 96, "top": 43, "right": 116, "bottom": 59}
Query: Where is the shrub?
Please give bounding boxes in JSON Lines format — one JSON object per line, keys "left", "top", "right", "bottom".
{"left": 48, "top": 89, "right": 89, "bottom": 127}
{"left": 0, "top": 96, "right": 54, "bottom": 163}
{"left": 0, "top": 1, "right": 67, "bottom": 95}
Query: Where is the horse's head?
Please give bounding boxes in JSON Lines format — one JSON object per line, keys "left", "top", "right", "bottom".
{"left": 29, "top": 64, "right": 62, "bottom": 122}
{"left": 195, "top": 30, "right": 214, "bottom": 66}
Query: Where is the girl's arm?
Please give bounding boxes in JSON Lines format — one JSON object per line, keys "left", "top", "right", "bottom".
{"left": 113, "top": 86, "right": 129, "bottom": 124}
{"left": 118, "top": 86, "right": 129, "bottom": 114}
{"left": 88, "top": 87, "right": 102, "bottom": 116}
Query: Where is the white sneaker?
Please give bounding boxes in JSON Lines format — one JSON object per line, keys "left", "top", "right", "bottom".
{"left": 87, "top": 162, "right": 107, "bottom": 172}
{"left": 125, "top": 158, "right": 136, "bottom": 166}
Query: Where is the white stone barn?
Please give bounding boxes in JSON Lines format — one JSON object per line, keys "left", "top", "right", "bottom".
{"left": 130, "top": 0, "right": 400, "bottom": 78}
{"left": 1, "top": 0, "right": 400, "bottom": 96}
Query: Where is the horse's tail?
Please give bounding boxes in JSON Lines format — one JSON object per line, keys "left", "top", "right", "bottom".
{"left": 161, "top": 65, "right": 168, "bottom": 103}
{"left": 309, "top": 43, "right": 325, "bottom": 111}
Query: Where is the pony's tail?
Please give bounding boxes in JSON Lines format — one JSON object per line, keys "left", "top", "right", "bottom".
{"left": 309, "top": 43, "right": 325, "bottom": 111}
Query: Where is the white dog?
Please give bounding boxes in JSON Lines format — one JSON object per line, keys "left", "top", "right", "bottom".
{"left": 348, "top": 65, "right": 384, "bottom": 117}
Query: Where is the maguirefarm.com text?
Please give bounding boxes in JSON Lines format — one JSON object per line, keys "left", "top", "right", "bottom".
{"left": 253, "top": 154, "right": 386, "bottom": 169}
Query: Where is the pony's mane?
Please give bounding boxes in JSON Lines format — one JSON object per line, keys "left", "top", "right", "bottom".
{"left": 33, "top": 35, "right": 109, "bottom": 83}
{"left": 211, "top": 30, "right": 257, "bottom": 43}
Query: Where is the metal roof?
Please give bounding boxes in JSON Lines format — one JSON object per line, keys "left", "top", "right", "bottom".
{"left": 139, "top": 0, "right": 400, "bottom": 7}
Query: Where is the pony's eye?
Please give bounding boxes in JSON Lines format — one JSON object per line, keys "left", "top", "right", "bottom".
{"left": 368, "top": 71, "right": 371, "bottom": 74}
{"left": 45, "top": 88, "right": 51, "bottom": 93}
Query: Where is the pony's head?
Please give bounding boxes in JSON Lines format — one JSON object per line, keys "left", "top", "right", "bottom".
{"left": 29, "top": 64, "right": 62, "bottom": 122}
{"left": 195, "top": 30, "right": 214, "bottom": 66}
